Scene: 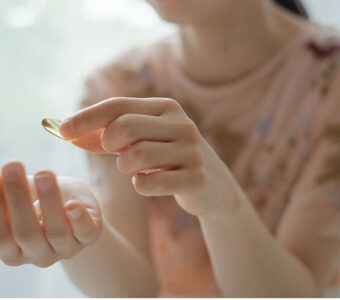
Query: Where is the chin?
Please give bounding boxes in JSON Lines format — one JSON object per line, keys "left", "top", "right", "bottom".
{"left": 147, "top": 0, "right": 235, "bottom": 25}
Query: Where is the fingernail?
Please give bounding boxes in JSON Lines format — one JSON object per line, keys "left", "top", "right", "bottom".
{"left": 66, "top": 207, "right": 82, "bottom": 220}
{"left": 60, "top": 118, "right": 73, "bottom": 137}
{"left": 3, "top": 163, "right": 22, "bottom": 181}
{"left": 36, "top": 173, "right": 53, "bottom": 192}
{"left": 132, "top": 175, "right": 136, "bottom": 185}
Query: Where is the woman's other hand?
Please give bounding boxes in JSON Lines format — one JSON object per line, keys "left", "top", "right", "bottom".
{"left": 0, "top": 161, "right": 102, "bottom": 268}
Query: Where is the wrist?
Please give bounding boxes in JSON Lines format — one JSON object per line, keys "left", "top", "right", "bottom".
{"left": 197, "top": 181, "right": 247, "bottom": 222}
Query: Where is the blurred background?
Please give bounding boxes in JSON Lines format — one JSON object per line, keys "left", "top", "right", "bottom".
{"left": 0, "top": 0, "right": 340, "bottom": 297}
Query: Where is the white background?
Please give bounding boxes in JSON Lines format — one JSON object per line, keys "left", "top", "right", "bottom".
{"left": 0, "top": 0, "right": 339, "bottom": 297}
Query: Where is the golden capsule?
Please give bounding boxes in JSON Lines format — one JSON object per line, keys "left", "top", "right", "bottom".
{"left": 42, "top": 117, "right": 75, "bottom": 142}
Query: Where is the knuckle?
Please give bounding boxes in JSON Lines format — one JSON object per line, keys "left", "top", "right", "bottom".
{"left": 158, "top": 175, "right": 170, "bottom": 191}
{"left": 116, "top": 155, "right": 126, "bottom": 173}
{"left": 134, "top": 173, "right": 169, "bottom": 196}
{"left": 86, "top": 233, "right": 101, "bottom": 245}
{"left": 181, "top": 120, "right": 200, "bottom": 142}
{"left": 0, "top": 235, "right": 15, "bottom": 249}
{"left": 134, "top": 176, "right": 153, "bottom": 196}
{"left": 116, "top": 114, "right": 133, "bottom": 128}
{"left": 132, "top": 143, "right": 149, "bottom": 164}
{"left": 2, "top": 257, "right": 22, "bottom": 267}
{"left": 61, "top": 245, "right": 81, "bottom": 259}
{"left": 79, "top": 229, "right": 97, "bottom": 245}
{"left": 62, "top": 252, "right": 76, "bottom": 260}
{"left": 107, "top": 98, "right": 127, "bottom": 111}
{"left": 100, "top": 130, "right": 115, "bottom": 153}
{"left": 49, "top": 244, "right": 77, "bottom": 260}
{"left": 28, "top": 251, "right": 58, "bottom": 268}
{"left": 164, "top": 98, "right": 181, "bottom": 111}
{"left": 193, "top": 167, "right": 206, "bottom": 187}
{"left": 117, "top": 115, "right": 137, "bottom": 140}
{"left": 60, "top": 251, "right": 76, "bottom": 260}
{"left": 118, "top": 142, "right": 151, "bottom": 174}
{"left": 116, "top": 154, "right": 129, "bottom": 173}
{"left": 34, "top": 259, "right": 56, "bottom": 268}
{"left": 14, "top": 230, "right": 40, "bottom": 244}
{"left": 189, "top": 147, "right": 203, "bottom": 166}
{"left": 46, "top": 229, "right": 69, "bottom": 244}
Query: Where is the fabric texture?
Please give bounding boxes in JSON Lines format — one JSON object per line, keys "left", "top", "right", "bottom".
{"left": 81, "top": 23, "right": 340, "bottom": 297}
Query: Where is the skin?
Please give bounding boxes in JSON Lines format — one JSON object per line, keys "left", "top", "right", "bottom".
{"left": 1, "top": 0, "right": 339, "bottom": 297}
{"left": 60, "top": 97, "right": 237, "bottom": 216}
{"left": 148, "top": 0, "right": 304, "bottom": 85}
{"left": 58, "top": 96, "right": 320, "bottom": 297}
{"left": 0, "top": 163, "right": 101, "bottom": 268}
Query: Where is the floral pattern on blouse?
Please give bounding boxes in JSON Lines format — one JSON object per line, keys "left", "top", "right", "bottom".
{"left": 316, "top": 123, "right": 340, "bottom": 184}
{"left": 80, "top": 30, "right": 340, "bottom": 294}
{"left": 178, "top": 100, "right": 247, "bottom": 168}
{"left": 306, "top": 36, "right": 340, "bottom": 186}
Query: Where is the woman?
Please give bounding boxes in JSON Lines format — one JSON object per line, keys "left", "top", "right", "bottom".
{"left": 1, "top": 0, "right": 340, "bottom": 297}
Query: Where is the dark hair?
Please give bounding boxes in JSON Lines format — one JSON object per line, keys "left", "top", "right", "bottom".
{"left": 274, "top": 0, "right": 308, "bottom": 18}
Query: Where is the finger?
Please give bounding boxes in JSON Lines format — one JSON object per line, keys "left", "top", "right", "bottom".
{"left": 132, "top": 168, "right": 204, "bottom": 197}
{"left": 116, "top": 140, "right": 197, "bottom": 175}
{"left": 65, "top": 200, "right": 100, "bottom": 245}
{"left": 59, "top": 97, "right": 180, "bottom": 139}
{"left": 70, "top": 128, "right": 106, "bottom": 154}
{"left": 101, "top": 114, "right": 184, "bottom": 153}
{"left": 35, "top": 171, "right": 81, "bottom": 257}
{"left": 0, "top": 176, "right": 23, "bottom": 264}
{"left": 67, "top": 114, "right": 186, "bottom": 154}
{"left": 2, "top": 162, "right": 53, "bottom": 261}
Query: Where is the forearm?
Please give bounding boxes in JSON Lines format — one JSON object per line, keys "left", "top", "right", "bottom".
{"left": 198, "top": 190, "right": 320, "bottom": 297}
{"left": 60, "top": 217, "right": 159, "bottom": 297}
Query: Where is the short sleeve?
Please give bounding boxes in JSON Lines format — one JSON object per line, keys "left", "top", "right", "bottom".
{"left": 276, "top": 67, "right": 340, "bottom": 288}
{"left": 79, "top": 46, "right": 154, "bottom": 109}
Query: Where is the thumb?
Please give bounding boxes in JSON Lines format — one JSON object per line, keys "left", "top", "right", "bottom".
{"left": 69, "top": 128, "right": 108, "bottom": 154}
{"left": 65, "top": 201, "right": 102, "bottom": 245}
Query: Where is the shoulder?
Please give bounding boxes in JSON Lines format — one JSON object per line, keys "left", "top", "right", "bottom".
{"left": 80, "top": 39, "right": 167, "bottom": 108}
{"left": 308, "top": 27, "right": 340, "bottom": 185}
{"left": 300, "top": 25, "right": 340, "bottom": 129}
{"left": 302, "top": 24, "right": 340, "bottom": 60}
{"left": 303, "top": 25, "right": 340, "bottom": 94}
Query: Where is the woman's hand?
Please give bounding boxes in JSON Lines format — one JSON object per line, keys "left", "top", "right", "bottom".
{"left": 0, "top": 161, "right": 102, "bottom": 268}
{"left": 60, "top": 97, "right": 241, "bottom": 216}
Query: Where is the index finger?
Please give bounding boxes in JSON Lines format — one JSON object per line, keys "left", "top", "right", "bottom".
{"left": 59, "top": 97, "right": 170, "bottom": 140}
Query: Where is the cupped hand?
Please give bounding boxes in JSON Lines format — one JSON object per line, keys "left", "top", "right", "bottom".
{"left": 60, "top": 97, "right": 240, "bottom": 216}
{"left": 0, "top": 161, "right": 102, "bottom": 268}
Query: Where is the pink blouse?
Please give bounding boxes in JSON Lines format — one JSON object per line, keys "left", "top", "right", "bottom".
{"left": 81, "top": 23, "right": 340, "bottom": 297}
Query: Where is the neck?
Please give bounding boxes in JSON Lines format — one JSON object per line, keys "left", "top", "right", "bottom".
{"left": 171, "top": 0, "right": 304, "bottom": 86}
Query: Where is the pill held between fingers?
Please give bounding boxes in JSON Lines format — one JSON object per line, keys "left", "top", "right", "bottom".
{"left": 41, "top": 118, "right": 76, "bottom": 142}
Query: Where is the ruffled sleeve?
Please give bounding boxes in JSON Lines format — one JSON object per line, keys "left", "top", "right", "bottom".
{"left": 79, "top": 46, "right": 154, "bottom": 109}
